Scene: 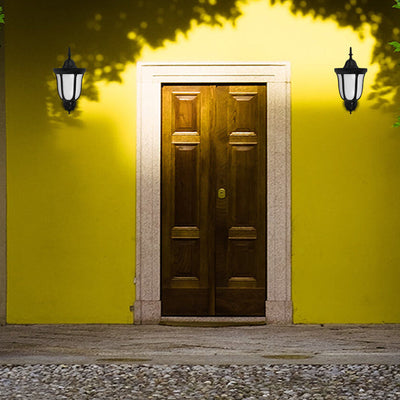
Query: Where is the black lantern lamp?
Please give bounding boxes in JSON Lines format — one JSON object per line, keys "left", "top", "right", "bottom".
{"left": 53, "top": 48, "right": 86, "bottom": 113}
{"left": 334, "top": 47, "right": 367, "bottom": 113}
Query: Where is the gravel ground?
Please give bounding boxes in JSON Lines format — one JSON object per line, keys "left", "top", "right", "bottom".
{"left": 0, "top": 364, "right": 399, "bottom": 399}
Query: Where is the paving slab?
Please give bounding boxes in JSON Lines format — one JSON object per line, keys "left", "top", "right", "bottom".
{"left": 0, "top": 324, "right": 399, "bottom": 365}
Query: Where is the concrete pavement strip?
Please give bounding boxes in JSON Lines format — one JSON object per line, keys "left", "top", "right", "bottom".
{"left": 0, "top": 324, "right": 399, "bottom": 365}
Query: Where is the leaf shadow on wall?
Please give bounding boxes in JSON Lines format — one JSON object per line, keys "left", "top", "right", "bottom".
{"left": 7, "top": 0, "right": 243, "bottom": 124}
{"left": 8, "top": 0, "right": 399, "bottom": 125}
{"left": 272, "top": 0, "right": 399, "bottom": 113}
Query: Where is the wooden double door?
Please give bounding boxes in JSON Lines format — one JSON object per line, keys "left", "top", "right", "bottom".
{"left": 161, "top": 84, "right": 266, "bottom": 316}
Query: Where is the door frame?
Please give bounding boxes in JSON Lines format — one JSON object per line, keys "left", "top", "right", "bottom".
{"left": 135, "top": 62, "right": 292, "bottom": 324}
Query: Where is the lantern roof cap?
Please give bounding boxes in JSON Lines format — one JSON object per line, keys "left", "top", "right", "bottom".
{"left": 334, "top": 47, "right": 367, "bottom": 75}
{"left": 53, "top": 48, "right": 86, "bottom": 75}
{"left": 343, "top": 47, "right": 358, "bottom": 69}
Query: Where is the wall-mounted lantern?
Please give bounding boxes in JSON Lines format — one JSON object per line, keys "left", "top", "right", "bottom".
{"left": 334, "top": 47, "right": 367, "bottom": 114}
{"left": 53, "top": 48, "right": 86, "bottom": 114}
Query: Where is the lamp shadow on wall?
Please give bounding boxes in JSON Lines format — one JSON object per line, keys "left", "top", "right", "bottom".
{"left": 8, "top": 0, "right": 399, "bottom": 124}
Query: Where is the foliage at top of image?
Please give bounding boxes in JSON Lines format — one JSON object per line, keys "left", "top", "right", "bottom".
{"left": 0, "top": 7, "right": 4, "bottom": 25}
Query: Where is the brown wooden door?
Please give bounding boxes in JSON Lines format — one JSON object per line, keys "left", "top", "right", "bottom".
{"left": 161, "top": 84, "right": 266, "bottom": 316}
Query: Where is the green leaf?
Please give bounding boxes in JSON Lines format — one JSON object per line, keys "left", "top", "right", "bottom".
{"left": 389, "top": 41, "right": 400, "bottom": 52}
{"left": 393, "top": 115, "right": 400, "bottom": 128}
{"left": 393, "top": 0, "right": 400, "bottom": 8}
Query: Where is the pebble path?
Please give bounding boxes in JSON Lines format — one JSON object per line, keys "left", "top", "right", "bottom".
{"left": 0, "top": 364, "right": 399, "bottom": 399}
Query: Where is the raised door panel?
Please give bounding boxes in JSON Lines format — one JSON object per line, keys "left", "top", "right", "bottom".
{"left": 173, "top": 145, "right": 199, "bottom": 226}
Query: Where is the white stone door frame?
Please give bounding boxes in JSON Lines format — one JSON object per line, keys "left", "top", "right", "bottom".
{"left": 135, "top": 62, "right": 292, "bottom": 324}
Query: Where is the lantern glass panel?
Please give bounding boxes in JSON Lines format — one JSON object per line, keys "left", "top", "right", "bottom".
{"left": 356, "top": 74, "right": 365, "bottom": 100}
{"left": 56, "top": 74, "right": 63, "bottom": 99}
{"left": 62, "top": 74, "right": 75, "bottom": 101}
{"left": 343, "top": 74, "right": 356, "bottom": 100}
{"left": 75, "top": 74, "right": 83, "bottom": 99}
{"left": 337, "top": 74, "right": 344, "bottom": 100}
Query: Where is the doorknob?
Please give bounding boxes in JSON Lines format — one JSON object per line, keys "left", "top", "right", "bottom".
{"left": 217, "top": 188, "right": 226, "bottom": 199}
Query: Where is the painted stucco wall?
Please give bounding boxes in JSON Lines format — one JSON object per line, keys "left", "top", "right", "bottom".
{"left": 5, "top": 0, "right": 400, "bottom": 323}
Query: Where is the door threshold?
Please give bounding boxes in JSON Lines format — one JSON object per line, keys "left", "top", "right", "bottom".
{"left": 160, "top": 316, "right": 266, "bottom": 327}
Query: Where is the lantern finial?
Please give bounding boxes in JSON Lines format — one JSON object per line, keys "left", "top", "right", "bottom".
{"left": 349, "top": 47, "right": 353, "bottom": 59}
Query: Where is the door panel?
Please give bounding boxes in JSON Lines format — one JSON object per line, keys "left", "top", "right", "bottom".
{"left": 162, "top": 86, "right": 213, "bottom": 316}
{"left": 215, "top": 85, "right": 266, "bottom": 316}
{"left": 162, "top": 84, "right": 266, "bottom": 316}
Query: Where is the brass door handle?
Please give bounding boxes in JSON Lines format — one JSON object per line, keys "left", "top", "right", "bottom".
{"left": 217, "top": 188, "right": 226, "bottom": 199}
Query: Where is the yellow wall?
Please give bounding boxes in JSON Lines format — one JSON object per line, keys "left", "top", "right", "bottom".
{"left": 5, "top": 0, "right": 400, "bottom": 323}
